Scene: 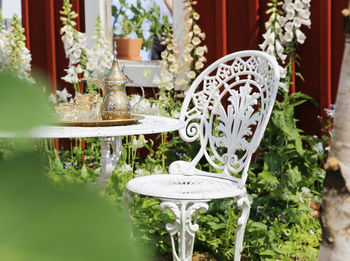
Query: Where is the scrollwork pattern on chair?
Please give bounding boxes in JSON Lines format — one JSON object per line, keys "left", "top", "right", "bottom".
{"left": 206, "top": 82, "right": 261, "bottom": 174}
{"left": 160, "top": 200, "right": 209, "bottom": 261}
{"left": 179, "top": 54, "right": 277, "bottom": 183}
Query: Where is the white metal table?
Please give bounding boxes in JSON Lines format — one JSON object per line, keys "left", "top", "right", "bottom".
{"left": 0, "top": 115, "right": 184, "bottom": 190}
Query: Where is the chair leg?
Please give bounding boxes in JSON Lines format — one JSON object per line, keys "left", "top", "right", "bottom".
{"left": 234, "top": 193, "right": 250, "bottom": 261}
{"left": 160, "top": 200, "right": 209, "bottom": 261}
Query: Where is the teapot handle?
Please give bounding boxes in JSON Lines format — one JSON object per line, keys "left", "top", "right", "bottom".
{"left": 126, "top": 76, "right": 145, "bottom": 113}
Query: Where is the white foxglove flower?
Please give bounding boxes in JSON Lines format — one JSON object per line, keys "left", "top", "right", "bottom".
{"left": 195, "top": 47, "right": 205, "bottom": 56}
{"left": 266, "top": 45, "right": 275, "bottom": 56}
{"left": 186, "top": 43, "right": 194, "bottom": 51}
{"left": 296, "top": 29, "right": 306, "bottom": 44}
{"left": 286, "top": 11, "right": 295, "bottom": 20}
{"left": 285, "top": 3, "right": 295, "bottom": 12}
{"left": 293, "top": 17, "right": 302, "bottom": 28}
{"left": 266, "top": 31, "right": 276, "bottom": 45}
{"left": 192, "top": 36, "right": 201, "bottom": 46}
{"left": 169, "top": 64, "right": 178, "bottom": 73}
{"left": 299, "top": 9, "right": 311, "bottom": 20}
{"left": 275, "top": 22, "right": 282, "bottom": 35}
{"left": 187, "top": 71, "right": 196, "bottom": 79}
{"left": 276, "top": 41, "right": 287, "bottom": 61}
{"left": 279, "top": 65, "right": 287, "bottom": 78}
{"left": 301, "top": 18, "right": 311, "bottom": 27}
{"left": 258, "top": 40, "right": 268, "bottom": 51}
{"left": 193, "top": 24, "right": 201, "bottom": 34}
{"left": 193, "top": 12, "right": 200, "bottom": 20}
{"left": 168, "top": 53, "right": 176, "bottom": 62}
{"left": 284, "top": 22, "right": 294, "bottom": 32}
{"left": 283, "top": 31, "right": 294, "bottom": 42}
{"left": 198, "top": 56, "right": 207, "bottom": 62}
{"left": 294, "top": 0, "right": 304, "bottom": 11}
{"left": 279, "top": 82, "right": 289, "bottom": 92}
{"left": 195, "top": 61, "right": 204, "bottom": 70}
{"left": 165, "top": 82, "right": 174, "bottom": 91}
{"left": 185, "top": 19, "right": 193, "bottom": 27}
{"left": 184, "top": 54, "right": 193, "bottom": 63}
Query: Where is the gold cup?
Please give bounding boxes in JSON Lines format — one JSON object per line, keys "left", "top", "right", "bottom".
{"left": 76, "top": 94, "right": 100, "bottom": 104}
{"left": 76, "top": 103, "right": 93, "bottom": 121}
{"left": 55, "top": 102, "right": 77, "bottom": 121}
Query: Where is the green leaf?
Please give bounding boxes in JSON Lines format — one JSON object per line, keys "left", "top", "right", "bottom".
{"left": 258, "top": 171, "right": 279, "bottom": 186}
{"left": 0, "top": 71, "right": 52, "bottom": 132}
{"left": 287, "top": 166, "right": 302, "bottom": 186}
{"left": 250, "top": 221, "right": 268, "bottom": 231}
{"left": 81, "top": 164, "right": 88, "bottom": 178}
{"left": 0, "top": 152, "right": 146, "bottom": 261}
{"left": 207, "top": 222, "right": 226, "bottom": 230}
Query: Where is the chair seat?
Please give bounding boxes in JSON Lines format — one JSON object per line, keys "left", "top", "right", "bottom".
{"left": 126, "top": 174, "right": 245, "bottom": 200}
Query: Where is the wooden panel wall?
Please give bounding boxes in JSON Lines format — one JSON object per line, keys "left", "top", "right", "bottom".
{"left": 21, "top": 0, "right": 85, "bottom": 94}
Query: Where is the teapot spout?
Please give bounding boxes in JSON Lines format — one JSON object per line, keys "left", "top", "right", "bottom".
{"left": 81, "top": 78, "right": 106, "bottom": 96}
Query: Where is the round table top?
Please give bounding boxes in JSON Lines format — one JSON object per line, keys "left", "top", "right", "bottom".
{"left": 0, "top": 115, "right": 185, "bottom": 138}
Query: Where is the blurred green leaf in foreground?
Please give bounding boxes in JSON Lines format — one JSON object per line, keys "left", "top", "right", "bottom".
{"left": 0, "top": 71, "right": 52, "bottom": 132}
{"left": 0, "top": 71, "right": 145, "bottom": 260}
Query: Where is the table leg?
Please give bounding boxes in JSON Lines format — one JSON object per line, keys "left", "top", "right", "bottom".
{"left": 95, "top": 136, "right": 122, "bottom": 190}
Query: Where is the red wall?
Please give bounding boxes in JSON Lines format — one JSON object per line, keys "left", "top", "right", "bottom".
{"left": 22, "top": 0, "right": 348, "bottom": 135}
{"left": 21, "top": 0, "right": 85, "bottom": 95}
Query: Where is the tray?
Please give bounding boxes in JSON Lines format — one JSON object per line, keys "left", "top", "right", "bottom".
{"left": 57, "top": 115, "right": 145, "bottom": 127}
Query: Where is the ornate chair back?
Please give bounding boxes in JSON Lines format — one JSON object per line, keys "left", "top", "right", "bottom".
{"left": 169, "top": 50, "right": 280, "bottom": 187}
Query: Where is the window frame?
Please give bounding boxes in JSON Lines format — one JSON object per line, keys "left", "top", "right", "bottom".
{"left": 84, "top": 0, "right": 185, "bottom": 88}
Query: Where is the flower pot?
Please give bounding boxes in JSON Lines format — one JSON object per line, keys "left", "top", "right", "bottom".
{"left": 113, "top": 38, "right": 143, "bottom": 61}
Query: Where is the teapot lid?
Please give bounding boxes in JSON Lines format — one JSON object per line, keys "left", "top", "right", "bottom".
{"left": 104, "top": 46, "right": 128, "bottom": 84}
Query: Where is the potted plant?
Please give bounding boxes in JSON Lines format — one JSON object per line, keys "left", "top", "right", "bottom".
{"left": 112, "top": 0, "right": 162, "bottom": 60}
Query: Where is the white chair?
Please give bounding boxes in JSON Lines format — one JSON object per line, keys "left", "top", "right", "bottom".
{"left": 126, "top": 50, "right": 280, "bottom": 261}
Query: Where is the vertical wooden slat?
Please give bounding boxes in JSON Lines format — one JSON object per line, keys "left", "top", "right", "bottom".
{"left": 44, "top": 0, "right": 57, "bottom": 93}
{"left": 320, "top": 0, "right": 332, "bottom": 111}
{"left": 21, "top": 0, "right": 30, "bottom": 50}
{"left": 248, "top": 0, "right": 260, "bottom": 49}
{"left": 215, "top": 0, "right": 227, "bottom": 57}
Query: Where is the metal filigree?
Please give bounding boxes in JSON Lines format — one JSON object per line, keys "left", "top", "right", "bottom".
{"left": 95, "top": 136, "right": 122, "bottom": 190}
{"left": 160, "top": 200, "right": 209, "bottom": 261}
{"left": 179, "top": 51, "right": 279, "bottom": 185}
{"left": 234, "top": 193, "right": 250, "bottom": 261}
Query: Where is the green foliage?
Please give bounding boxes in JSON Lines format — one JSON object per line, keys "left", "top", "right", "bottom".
{"left": 112, "top": 0, "right": 163, "bottom": 50}
{"left": 0, "top": 71, "right": 52, "bottom": 131}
